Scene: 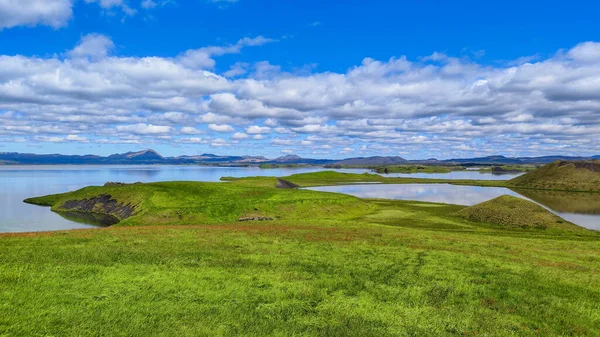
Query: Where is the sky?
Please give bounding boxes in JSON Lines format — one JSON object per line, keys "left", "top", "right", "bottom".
{"left": 1, "top": 0, "right": 600, "bottom": 159}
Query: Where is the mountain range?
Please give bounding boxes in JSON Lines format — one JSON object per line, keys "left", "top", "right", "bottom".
{"left": 1, "top": 150, "right": 599, "bottom": 166}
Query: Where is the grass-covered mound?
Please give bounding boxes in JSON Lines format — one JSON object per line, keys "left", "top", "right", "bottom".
{"left": 509, "top": 160, "right": 600, "bottom": 192}
{"left": 457, "top": 195, "right": 584, "bottom": 231}
{"left": 25, "top": 181, "right": 374, "bottom": 226}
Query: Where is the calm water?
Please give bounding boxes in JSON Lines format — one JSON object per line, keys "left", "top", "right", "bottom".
{"left": 0, "top": 165, "right": 369, "bottom": 233}
{"left": 379, "top": 171, "right": 524, "bottom": 180}
{"left": 307, "top": 184, "right": 600, "bottom": 230}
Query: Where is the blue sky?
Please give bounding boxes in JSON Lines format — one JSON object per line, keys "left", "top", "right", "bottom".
{"left": 1, "top": 0, "right": 600, "bottom": 159}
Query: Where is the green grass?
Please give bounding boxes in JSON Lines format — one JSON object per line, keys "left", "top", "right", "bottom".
{"left": 4, "top": 178, "right": 600, "bottom": 336}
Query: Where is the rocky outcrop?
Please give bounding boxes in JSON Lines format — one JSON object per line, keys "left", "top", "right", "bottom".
{"left": 59, "top": 194, "right": 136, "bottom": 220}
{"left": 276, "top": 178, "right": 299, "bottom": 189}
{"left": 238, "top": 216, "right": 275, "bottom": 222}
{"left": 558, "top": 160, "right": 600, "bottom": 172}
{"left": 104, "top": 182, "right": 141, "bottom": 187}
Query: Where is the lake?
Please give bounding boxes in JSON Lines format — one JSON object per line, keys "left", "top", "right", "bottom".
{"left": 307, "top": 184, "right": 600, "bottom": 230}
{"left": 1, "top": 166, "right": 596, "bottom": 232}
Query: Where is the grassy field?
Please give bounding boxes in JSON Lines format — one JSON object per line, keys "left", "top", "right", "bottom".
{"left": 3, "top": 177, "right": 600, "bottom": 336}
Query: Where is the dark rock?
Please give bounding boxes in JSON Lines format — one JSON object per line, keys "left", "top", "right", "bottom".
{"left": 104, "top": 182, "right": 142, "bottom": 187}
{"left": 59, "top": 194, "right": 136, "bottom": 220}
{"left": 238, "top": 216, "right": 275, "bottom": 222}
{"left": 276, "top": 178, "right": 300, "bottom": 189}
{"left": 104, "top": 182, "right": 127, "bottom": 187}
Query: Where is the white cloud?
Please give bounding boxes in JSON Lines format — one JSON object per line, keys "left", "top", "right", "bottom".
{"left": 68, "top": 34, "right": 115, "bottom": 60}
{"left": 208, "top": 124, "right": 234, "bottom": 132}
{"left": 179, "top": 36, "right": 276, "bottom": 69}
{"left": 65, "top": 134, "right": 88, "bottom": 142}
{"left": 568, "top": 41, "right": 600, "bottom": 63}
{"left": 180, "top": 127, "right": 203, "bottom": 135}
{"left": 0, "top": 0, "right": 73, "bottom": 30}
{"left": 2, "top": 38, "right": 600, "bottom": 158}
{"left": 245, "top": 125, "right": 271, "bottom": 134}
{"left": 231, "top": 132, "right": 248, "bottom": 139}
{"left": 116, "top": 124, "right": 171, "bottom": 135}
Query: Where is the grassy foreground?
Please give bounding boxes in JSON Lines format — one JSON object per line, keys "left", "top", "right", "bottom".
{"left": 3, "top": 179, "right": 600, "bottom": 336}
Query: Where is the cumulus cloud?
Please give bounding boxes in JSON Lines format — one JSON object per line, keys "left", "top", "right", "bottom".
{"left": 2, "top": 36, "right": 600, "bottom": 158}
{"left": 0, "top": 0, "right": 73, "bottom": 30}
{"left": 208, "top": 124, "right": 234, "bottom": 132}
{"left": 68, "top": 34, "right": 115, "bottom": 60}
{"left": 180, "top": 127, "right": 202, "bottom": 135}
{"left": 179, "top": 36, "right": 276, "bottom": 69}
{"left": 116, "top": 124, "right": 171, "bottom": 135}
{"left": 245, "top": 125, "right": 271, "bottom": 134}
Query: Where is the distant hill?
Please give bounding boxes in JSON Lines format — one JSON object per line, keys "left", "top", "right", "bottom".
{"left": 457, "top": 195, "right": 583, "bottom": 231}
{"left": 333, "top": 156, "right": 408, "bottom": 166}
{"left": 509, "top": 160, "right": 600, "bottom": 192}
{"left": 1, "top": 150, "right": 599, "bottom": 166}
{"left": 108, "top": 150, "right": 165, "bottom": 163}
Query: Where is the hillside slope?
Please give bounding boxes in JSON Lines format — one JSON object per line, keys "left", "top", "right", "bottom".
{"left": 509, "top": 160, "right": 600, "bottom": 192}
{"left": 457, "top": 195, "right": 584, "bottom": 231}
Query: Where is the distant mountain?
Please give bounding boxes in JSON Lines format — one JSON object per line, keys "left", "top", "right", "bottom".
{"left": 275, "top": 155, "right": 303, "bottom": 162}
{"left": 1, "top": 150, "right": 599, "bottom": 166}
{"left": 333, "top": 156, "right": 408, "bottom": 166}
{"left": 108, "top": 150, "right": 165, "bottom": 162}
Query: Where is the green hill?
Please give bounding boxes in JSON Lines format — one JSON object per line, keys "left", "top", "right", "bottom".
{"left": 457, "top": 195, "right": 585, "bottom": 231}
{"left": 24, "top": 181, "right": 374, "bottom": 226}
{"left": 508, "top": 160, "right": 600, "bottom": 192}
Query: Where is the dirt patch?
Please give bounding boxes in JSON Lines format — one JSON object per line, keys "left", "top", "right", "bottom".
{"left": 276, "top": 178, "right": 300, "bottom": 189}
{"left": 59, "top": 194, "right": 137, "bottom": 220}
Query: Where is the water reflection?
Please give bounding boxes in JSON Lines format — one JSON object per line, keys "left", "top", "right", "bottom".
{"left": 514, "top": 189, "right": 600, "bottom": 215}
{"left": 57, "top": 211, "right": 119, "bottom": 227}
{"left": 379, "top": 171, "right": 523, "bottom": 180}
{"left": 306, "top": 184, "right": 600, "bottom": 230}
{"left": 308, "top": 184, "right": 524, "bottom": 206}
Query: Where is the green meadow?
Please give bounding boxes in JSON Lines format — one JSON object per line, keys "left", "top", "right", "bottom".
{"left": 2, "top": 171, "right": 600, "bottom": 336}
